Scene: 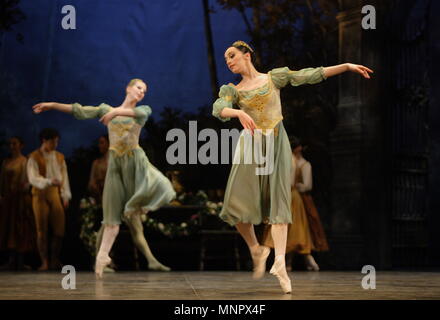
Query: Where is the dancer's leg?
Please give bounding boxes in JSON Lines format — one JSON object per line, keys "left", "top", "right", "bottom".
{"left": 95, "top": 225, "right": 104, "bottom": 256}
{"left": 95, "top": 224, "right": 115, "bottom": 273}
{"left": 32, "top": 193, "right": 49, "bottom": 271}
{"left": 95, "top": 224, "right": 119, "bottom": 278}
{"left": 269, "top": 223, "right": 292, "bottom": 294}
{"left": 236, "top": 222, "right": 270, "bottom": 279}
{"left": 48, "top": 188, "right": 65, "bottom": 270}
{"left": 124, "top": 214, "right": 170, "bottom": 271}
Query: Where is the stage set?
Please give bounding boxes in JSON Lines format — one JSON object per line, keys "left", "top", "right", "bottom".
{"left": 1, "top": 0, "right": 440, "bottom": 303}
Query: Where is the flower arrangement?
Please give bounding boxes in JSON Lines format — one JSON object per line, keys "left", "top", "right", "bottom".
{"left": 78, "top": 197, "right": 101, "bottom": 256}
{"left": 78, "top": 190, "right": 225, "bottom": 255}
{"left": 139, "top": 190, "right": 225, "bottom": 237}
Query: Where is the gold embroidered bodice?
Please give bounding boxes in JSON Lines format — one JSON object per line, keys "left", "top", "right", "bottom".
{"left": 233, "top": 76, "right": 283, "bottom": 131}
{"left": 108, "top": 117, "right": 141, "bottom": 156}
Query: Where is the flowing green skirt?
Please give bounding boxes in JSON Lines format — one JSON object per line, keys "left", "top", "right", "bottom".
{"left": 219, "top": 121, "right": 292, "bottom": 226}
{"left": 102, "top": 148, "right": 176, "bottom": 225}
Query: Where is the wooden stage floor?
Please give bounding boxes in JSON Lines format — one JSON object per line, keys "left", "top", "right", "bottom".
{"left": 0, "top": 271, "right": 439, "bottom": 300}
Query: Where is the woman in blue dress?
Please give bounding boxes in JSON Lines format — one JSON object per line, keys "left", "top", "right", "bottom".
{"left": 32, "top": 79, "right": 176, "bottom": 278}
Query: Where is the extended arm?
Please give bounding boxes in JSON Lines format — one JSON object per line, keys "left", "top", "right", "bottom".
{"left": 323, "top": 63, "right": 373, "bottom": 79}
{"left": 32, "top": 102, "right": 72, "bottom": 114}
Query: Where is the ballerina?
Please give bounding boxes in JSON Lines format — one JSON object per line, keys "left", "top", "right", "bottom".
{"left": 32, "top": 78, "right": 176, "bottom": 278}
{"left": 212, "top": 40, "right": 372, "bottom": 293}
{"left": 89, "top": 135, "right": 171, "bottom": 272}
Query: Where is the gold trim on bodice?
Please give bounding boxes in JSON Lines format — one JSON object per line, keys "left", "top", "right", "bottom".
{"left": 108, "top": 118, "right": 142, "bottom": 157}
{"left": 234, "top": 76, "right": 284, "bottom": 133}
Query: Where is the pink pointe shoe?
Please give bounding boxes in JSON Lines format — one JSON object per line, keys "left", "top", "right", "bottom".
{"left": 95, "top": 255, "right": 112, "bottom": 279}
{"left": 270, "top": 256, "right": 292, "bottom": 294}
{"left": 252, "top": 246, "right": 270, "bottom": 280}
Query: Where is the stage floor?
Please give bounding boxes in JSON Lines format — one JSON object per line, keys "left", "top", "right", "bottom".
{"left": 0, "top": 271, "right": 439, "bottom": 300}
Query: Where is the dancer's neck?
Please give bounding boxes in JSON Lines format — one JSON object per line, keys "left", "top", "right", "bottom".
{"left": 240, "top": 64, "right": 261, "bottom": 82}
{"left": 119, "top": 96, "right": 137, "bottom": 109}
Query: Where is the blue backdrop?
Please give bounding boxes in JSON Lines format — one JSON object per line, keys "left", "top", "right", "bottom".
{"left": 0, "top": 0, "right": 249, "bottom": 156}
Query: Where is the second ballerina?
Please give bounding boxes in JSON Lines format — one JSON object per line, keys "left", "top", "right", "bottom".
{"left": 32, "top": 79, "right": 176, "bottom": 278}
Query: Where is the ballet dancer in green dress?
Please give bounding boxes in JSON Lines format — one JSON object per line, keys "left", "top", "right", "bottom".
{"left": 213, "top": 41, "right": 372, "bottom": 293}
{"left": 32, "top": 79, "right": 176, "bottom": 278}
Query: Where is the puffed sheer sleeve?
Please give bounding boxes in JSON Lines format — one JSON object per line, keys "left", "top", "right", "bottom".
{"left": 133, "top": 105, "right": 152, "bottom": 126}
{"left": 212, "top": 85, "right": 238, "bottom": 122}
{"left": 270, "top": 66, "right": 327, "bottom": 89}
{"left": 71, "top": 103, "right": 111, "bottom": 120}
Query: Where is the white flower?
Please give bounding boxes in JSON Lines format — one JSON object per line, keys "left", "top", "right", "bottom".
{"left": 207, "top": 201, "right": 217, "bottom": 209}
{"left": 158, "top": 223, "right": 165, "bottom": 231}
{"left": 180, "top": 222, "right": 187, "bottom": 228}
{"left": 197, "top": 190, "right": 208, "bottom": 198}
{"left": 80, "top": 199, "right": 88, "bottom": 209}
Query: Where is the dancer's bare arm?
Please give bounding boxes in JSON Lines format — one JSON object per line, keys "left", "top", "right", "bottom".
{"left": 32, "top": 102, "right": 72, "bottom": 114}
{"left": 99, "top": 108, "right": 136, "bottom": 126}
{"left": 323, "top": 63, "right": 373, "bottom": 79}
{"left": 220, "top": 108, "right": 257, "bottom": 134}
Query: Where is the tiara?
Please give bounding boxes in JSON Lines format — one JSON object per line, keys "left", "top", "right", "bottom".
{"left": 232, "top": 40, "right": 254, "bottom": 53}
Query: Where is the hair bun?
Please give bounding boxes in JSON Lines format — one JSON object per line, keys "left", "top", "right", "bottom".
{"left": 232, "top": 40, "right": 254, "bottom": 53}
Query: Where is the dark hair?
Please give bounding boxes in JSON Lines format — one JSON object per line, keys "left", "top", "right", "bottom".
{"left": 39, "top": 128, "right": 60, "bottom": 142}
{"left": 289, "top": 136, "right": 302, "bottom": 150}
{"left": 10, "top": 136, "right": 24, "bottom": 146}
{"left": 231, "top": 41, "right": 256, "bottom": 64}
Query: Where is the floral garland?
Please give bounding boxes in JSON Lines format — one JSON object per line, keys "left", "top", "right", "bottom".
{"left": 78, "top": 190, "right": 224, "bottom": 256}
{"left": 78, "top": 197, "right": 101, "bottom": 256}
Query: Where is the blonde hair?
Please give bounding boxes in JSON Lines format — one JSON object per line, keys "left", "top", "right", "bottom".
{"left": 127, "top": 78, "right": 146, "bottom": 87}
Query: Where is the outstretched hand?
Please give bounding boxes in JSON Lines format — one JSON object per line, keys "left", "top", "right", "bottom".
{"left": 347, "top": 63, "right": 374, "bottom": 79}
{"left": 32, "top": 102, "right": 52, "bottom": 114}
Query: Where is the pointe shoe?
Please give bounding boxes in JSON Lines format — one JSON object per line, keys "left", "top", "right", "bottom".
{"left": 270, "top": 258, "right": 292, "bottom": 294}
{"left": 251, "top": 246, "right": 270, "bottom": 280}
{"left": 148, "top": 262, "right": 171, "bottom": 272}
{"left": 305, "top": 255, "right": 319, "bottom": 271}
{"left": 95, "top": 255, "right": 112, "bottom": 279}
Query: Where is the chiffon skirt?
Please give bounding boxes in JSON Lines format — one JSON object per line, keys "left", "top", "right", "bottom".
{"left": 102, "top": 148, "right": 176, "bottom": 225}
{"left": 219, "top": 121, "right": 292, "bottom": 226}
